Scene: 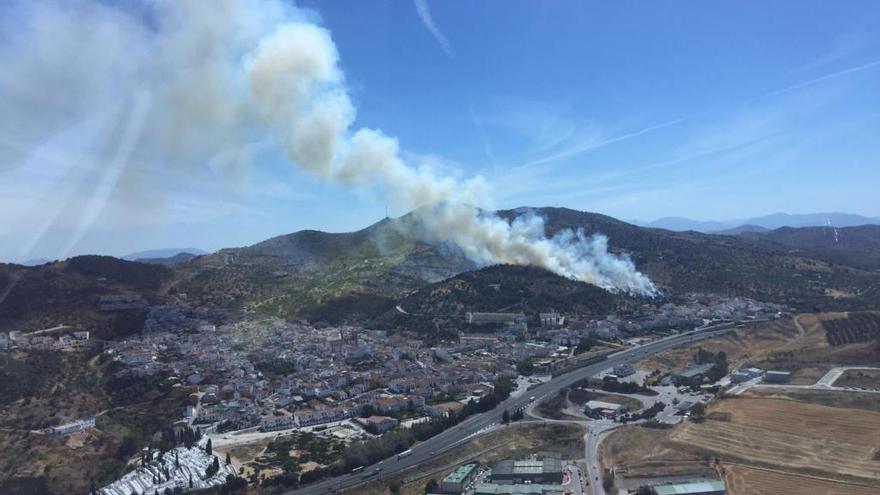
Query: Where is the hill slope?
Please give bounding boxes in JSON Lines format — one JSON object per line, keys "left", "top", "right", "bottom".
{"left": 0, "top": 256, "right": 173, "bottom": 338}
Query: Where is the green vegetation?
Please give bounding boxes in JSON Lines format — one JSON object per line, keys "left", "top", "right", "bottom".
{"left": 822, "top": 312, "right": 880, "bottom": 345}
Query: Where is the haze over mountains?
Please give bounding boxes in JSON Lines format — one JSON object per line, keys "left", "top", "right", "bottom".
{"left": 639, "top": 212, "right": 880, "bottom": 233}
{"left": 3, "top": 206, "right": 879, "bottom": 340}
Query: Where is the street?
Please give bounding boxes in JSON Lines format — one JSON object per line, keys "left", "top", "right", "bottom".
{"left": 284, "top": 321, "right": 748, "bottom": 495}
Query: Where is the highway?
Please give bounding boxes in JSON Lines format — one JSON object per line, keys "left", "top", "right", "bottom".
{"left": 285, "top": 321, "right": 748, "bottom": 495}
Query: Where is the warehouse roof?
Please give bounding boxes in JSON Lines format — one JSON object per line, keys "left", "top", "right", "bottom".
{"left": 653, "top": 479, "right": 726, "bottom": 494}
{"left": 443, "top": 463, "right": 477, "bottom": 483}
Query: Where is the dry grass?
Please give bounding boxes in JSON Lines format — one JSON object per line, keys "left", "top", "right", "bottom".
{"left": 635, "top": 315, "right": 878, "bottom": 385}
{"left": 599, "top": 426, "right": 714, "bottom": 479}
{"left": 835, "top": 369, "right": 880, "bottom": 389}
{"left": 601, "top": 393, "right": 880, "bottom": 491}
{"left": 634, "top": 318, "right": 799, "bottom": 377}
{"left": 741, "top": 387, "right": 880, "bottom": 412}
{"left": 671, "top": 397, "right": 880, "bottom": 482}
{"left": 724, "top": 464, "right": 880, "bottom": 495}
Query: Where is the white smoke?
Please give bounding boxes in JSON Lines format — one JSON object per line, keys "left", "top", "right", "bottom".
{"left": 0, "top": 0, "right": 657, "bottom": 296}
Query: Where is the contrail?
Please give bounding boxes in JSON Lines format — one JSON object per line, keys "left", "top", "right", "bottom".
{"left": 414, "top": 0, "right": 455, "bottom": 58}
{"left": 517, "top": 58, "right": 880, "bottom": 170}
{"left": 518, "top": 118, "right": 685, "bottom": 169}
{"left": 756, "top": 59, "right": 880, "bottom": 101}
{"left": 1, "top": 0, "right": 656, "bottom": 296}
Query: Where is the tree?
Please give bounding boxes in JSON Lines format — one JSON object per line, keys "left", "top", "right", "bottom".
{"left": 206, "top": 438, "right": 212, "bottom": 456}
{"left": 225, "top": 451, "right": 232, "bottom": 465}
{"left": 511, "top": 408, "right": 524, "bottom": 421}
{"left": 501, "top": 409, "right": 510, "bottom": 424}
{"left": 516, "top": 359, "right": 535, "bottom": 376}
{"left": 388, "top": 480, "right": 401, "bottom": 494}
{"left": 602, "top": 469, "right": 615, "bottom": 491}
{"left": 424, "top": 479, "right": 439, "bottom": 494}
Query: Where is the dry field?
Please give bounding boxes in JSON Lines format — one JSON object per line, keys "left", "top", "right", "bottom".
{"left": 723, "top": 464, "right": 880, "bottom": 495}
{"left": 635, "top": 318, "right": 799, "bottom": 377}
{"left": 599, "top": 426, "right": 714, "bottom": 479}
{"left": 835, "top": 369, "right": 880, "bottom": 389}
{"left": 336, "top": 423, "right": 584, "bottom": 495}
{"left": 601, "top": 393, "right": 880, "bottom": 493}
{"left": 635, "top": 315, "right": 878, "bottom": 385}
{"left": 671, "top": 397, "right": 880, "bottom": 482}
{"left": 742, "top": 387, "right": 880, "bottom": 412}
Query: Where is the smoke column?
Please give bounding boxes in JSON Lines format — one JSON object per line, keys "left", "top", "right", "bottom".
{"left": 1, "top": 0, "right": 657, "bottom": 296}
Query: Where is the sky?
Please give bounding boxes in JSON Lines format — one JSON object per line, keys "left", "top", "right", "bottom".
{"left": 1, "top": 0, "right": 879, "bottom": 263}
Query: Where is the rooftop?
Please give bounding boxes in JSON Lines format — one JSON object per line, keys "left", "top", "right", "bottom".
{"left": 474, "top": 483, "right": 566, "bottom": 495}
{"left": 443, "top": 463, "right": 478, "bottom": 483}
{"left": 653, "top": 479, "right": 726, "bottom": 495}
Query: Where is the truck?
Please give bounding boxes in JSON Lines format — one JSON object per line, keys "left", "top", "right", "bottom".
{"left": 397, "top": 449, "right": 413, "bottom": 460}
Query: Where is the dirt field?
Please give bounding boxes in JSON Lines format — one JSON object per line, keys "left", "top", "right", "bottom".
{"left": 599, "top": 426, "right": 714, "bottom": 479}
{"left": 635, "top": 318, "right": 799, "bottom": 377}
{"left": 671, "top": 397, "right": 880, "bottom": 482}
{"left": 835, "top": 369, "right": 880, "bottom": 389}
{"left": 635, "top": 315, "right": 878, "bottom": 385}
{"left": 337, "top": 423, "right": 584, "bottom": 495}
{"left": 742, "top": 387, "right": 880, "bottom": 412}
{"left": 723, "top": 464, "right": 880, "bottom": 495}
{"left": 601, "top": 393, "right": 880, "bottom": 493}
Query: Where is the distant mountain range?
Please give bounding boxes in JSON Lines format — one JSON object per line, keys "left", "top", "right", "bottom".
{"left": 638, "top": 212, "right": 880, "bottom": 233}
{"left": 122, "top": 247, "right": 207, "bottom": 261}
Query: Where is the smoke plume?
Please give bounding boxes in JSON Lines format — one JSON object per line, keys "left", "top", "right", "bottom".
{"left": 0, "top": 0, "right": 656, "bottom": 295}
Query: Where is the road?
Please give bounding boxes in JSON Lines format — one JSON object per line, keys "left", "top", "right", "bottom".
{"left": 584, "top": 419, "right": 619, "bottom": 495}
{"left": 284, "top": 320, "right": 747, "bottom": 495}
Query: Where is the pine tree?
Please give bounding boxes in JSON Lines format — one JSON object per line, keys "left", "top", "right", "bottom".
{"left": 225, "top": 452, "right": 231, "bottom": 465}
{"left": 205, "top": 438, "right": 212, "bottom": 456}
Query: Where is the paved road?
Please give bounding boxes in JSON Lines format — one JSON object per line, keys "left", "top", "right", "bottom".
{"left": 583, "top": 419, "right": 620, "bottom": 495}
{"left": 284, "top": 321, "right": 747, "bottom": 495}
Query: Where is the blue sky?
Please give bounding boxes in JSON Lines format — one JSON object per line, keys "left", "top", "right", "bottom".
{"left": 2, "top": 1, "right": 879, "bottom": 261}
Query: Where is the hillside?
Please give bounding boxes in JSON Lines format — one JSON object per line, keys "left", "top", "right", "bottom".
{"left": 735, "top": 225, "right": 880, "bottom": 270}
{"left": 367, "top": 264, "right": 636, "bottom": 338}
{"left": 495, "top": 207, "right": 880, "bottom": 311}
{"left": 3, "top": 208, "right": 879, "bottom": 337}
{"left": 170, "top": 216, "right": 476, "bottom": 317}
{"left": 0, "top": 256, "right": 172, "bottom": 338}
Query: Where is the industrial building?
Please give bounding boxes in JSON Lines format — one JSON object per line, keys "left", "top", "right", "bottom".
{"left": 466, "top": 312, "right": 528, "bottom": 327}
{"left": 440, "top": 463, "right": 478, "bottom": 494}
{"left": 585, "top": 400, "right": 626, "bottom": 417}
{"left": 651, "top": 478, "right": 726, "bottom": 494}
{"left": 669, "top": 363, "right": 715, "bottom": 385}
{"left": 764, "top": 370, "right": 792, "bottom": 383}
{"left": 730, "top": 367, "right": 763, "bottom": 384}
{"left": 474, "top": 483, "right": 565, "bottom": 495}
{"left": 610, "top": 363, "right": 636, "bottom": 378}
{"left": 490, "top": 458, "right": 563, "bottom": 484}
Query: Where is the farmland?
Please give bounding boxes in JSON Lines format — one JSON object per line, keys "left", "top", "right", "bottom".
{"left": 723, "top": 464, "right": 880, "bottom": 495}
{"left": 821, "top": 311, "right": 880, "bottom": 345}
{"left": 671, "top": 397, "right": 880, "bottom": 482}
{"left": 601, "top": 394, "right": 880, "bottom": 494}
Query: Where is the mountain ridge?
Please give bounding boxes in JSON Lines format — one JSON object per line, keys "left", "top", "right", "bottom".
{"left": 638, "top": 211, "right": 880, "bottom": 233}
